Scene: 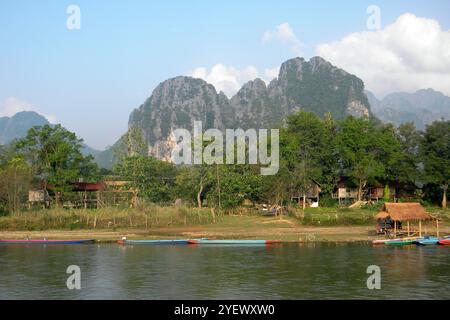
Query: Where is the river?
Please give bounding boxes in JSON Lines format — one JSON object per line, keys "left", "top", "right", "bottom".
{"left": 0, "top": 243, "right": 448, "bottom": 299}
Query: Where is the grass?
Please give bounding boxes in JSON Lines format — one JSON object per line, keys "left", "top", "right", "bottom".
{"left": 424, "top": 206, "right": 450, "bottom": 222}
{"left": 0, "top": 205, "right": 219, "bottom": 231}
{"left": 0, "top": 204, "right": 448, "bottom": 242}
{"left": 288, "top": 207, "right": 379, "bottom": 226}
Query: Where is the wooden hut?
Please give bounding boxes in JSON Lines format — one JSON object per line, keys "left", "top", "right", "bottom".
{"left": 375, "top": 202, "right": 438, "bottom": 237}
{"left": 332, "top": 178, "right": 358, "bottom": 204}
{"left": 290, "top": 180, "right": 321, "bottom": 207}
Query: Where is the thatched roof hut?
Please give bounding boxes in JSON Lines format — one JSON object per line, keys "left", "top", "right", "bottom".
{"left": 375, "top": 203, "right": 435, "bottom": 221}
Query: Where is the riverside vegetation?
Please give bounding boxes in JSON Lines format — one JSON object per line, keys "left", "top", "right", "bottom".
{"left": 1, "top": 204, "right": 449, "bottom": 231}
{"left": 0, "top": 110, "right": 449, "bottom": 238}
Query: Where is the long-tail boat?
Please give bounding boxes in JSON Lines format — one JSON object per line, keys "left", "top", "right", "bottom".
{"left": 187, "top": 239, "right": 280, "bottom": 245}
{"left": 0, "top": 239, "right": 95, "bottom": 244}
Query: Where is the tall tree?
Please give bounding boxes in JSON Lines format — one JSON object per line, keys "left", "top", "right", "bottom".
{"left": 0, "top": 157, "right": 32, "bottom": 213}
{"left": 389, "top": 122, "right": 422, "bottom": 185}
{"left": 281, "top": 111, "right": 334, "bottom": 207}
{"left": 175, "top": 164, "right": 214, "bottom": 208}
{"left": 15, "top": 124, "right": 99, "bottom": 202}
{"left": 421, "top": 120, "right": 450, "bottom": 208}
{"left": 113, "top": 126, "right": 148, "bottom": 164}
{"left": 335, "top": 117, "right": 398, "bottom": 201}
{"left": 115, "top": 155, "right": 176, "bottom": 203}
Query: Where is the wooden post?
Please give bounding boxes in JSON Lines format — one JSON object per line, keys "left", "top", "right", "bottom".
{"left": 436, "top": 219, "right": 440, "bottom": 238}
{"left": 394, "top": 220, "right": 397, "bottom": 237}
{"left": 419, "top": 220, "right": 422, "bottom": 237}
{"left": 407, "top": 221, "right": 410, "bottom": 236}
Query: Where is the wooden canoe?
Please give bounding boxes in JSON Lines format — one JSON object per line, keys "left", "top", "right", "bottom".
{"left": 373, "top": 236, "right": 421, "bottom": 245}
{"left": 117, "top": 238, "right": 208, "bottom": 245}
{"left": 187, "top": 239, "right": 280, "bottom": 245}
{"left": 118, "top": 239, "right": 190, "bottom": 245}
{"left": 438, "top": 239, "right": 450, "bottom": 245}
{"left": 385, "top": 239, "right": 416, "bottom": 246}
{"left": 372, "top": 238, "right": 401, "bottom": 245}
{"left": 0, "top": 239, "right": 95, "bottom": 244}
{"left": 414, "top": 236, "right": 440, "bottom": 245}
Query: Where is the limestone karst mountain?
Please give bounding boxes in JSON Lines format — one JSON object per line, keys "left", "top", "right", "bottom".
{"left": 120, "top": 56, "right": 372, "bottom": 164}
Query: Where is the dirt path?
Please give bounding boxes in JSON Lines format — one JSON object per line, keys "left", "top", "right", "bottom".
{"left": 1, "top": 215, "right": 447, "bottom": 242}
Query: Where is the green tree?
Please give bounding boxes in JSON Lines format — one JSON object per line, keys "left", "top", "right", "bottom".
{"left": 392, "top": 122, "right": 422, "bottom": 185}
{"left": 281, "top": 111, "right": 335, "bottom": 208}
{"left": 115, "top": 155, "right": 176, "bottom": 203}
{"left": 421, "top": 120, "right": 450, "bottom": 208}
{"left": 205, "top": 164, "right": 263, "bottom": 210}
{"left": 0, "top": 157, "right": 32, "bottom": 213}
{"left": 15, "top": 124, "right": 99, "bottom": 203}
{"left": 175, "top": 165, "right": 214, "bottom": 208}
{"left": 336, "top": 117, "right": 398, "bottom": 201}
{"left": 112, "top": 126, "right": 148, "bottom": 168}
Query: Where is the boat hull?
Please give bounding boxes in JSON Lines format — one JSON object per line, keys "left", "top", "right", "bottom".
{"left": 414, "top": 237, "right": 439, "bottom": 245}
{"left": 373, "top": 239, "right": 401, "bottom": 245}
{"left": 118, "top": 239, "right": 190, "bottom": 245}
{"left": 438, "top": 239, "right": 450, "bottom": 245}
{"left": 0, "top": 239, "right": 95, "bottom": 244}
{"left": 117, "top": 238, "right": 208, "bottom": 245}
{"left": 373, "top": 237, "right": 421, "bottom": 245}
{"left": 385, "top": 239, "right": 416, "bottom": 246}
{"left": 187, "top": 239, "right": 279, "bottom": 245}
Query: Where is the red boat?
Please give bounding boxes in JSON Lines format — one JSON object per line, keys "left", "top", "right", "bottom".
{"left": 438, "top": 239, "right": 450, "bottom": 245}
{"left": 0, "top": 239, "right": 95, "bottom": 244}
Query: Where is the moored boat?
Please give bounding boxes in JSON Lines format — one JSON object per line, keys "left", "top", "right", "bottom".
{"left": 372, "top": 238, "right": 401, "bottom": 245}
{"left": 413, "top": 236, "right": 440, "bottom": 245}
{"left": 384, "top": 237, "right": 422, "bottom": 246}
{"left": 373, "top": 236, "right": 421, "bottom": 245}
{"left": 187, "top": 239, "right": 280, "bottom": 245}
{"left": 438, "top": 239, "right": 450, "bottom": 245}
{"left": 118, "top": 239, "right": 190, "bottom": 245}
{"left": 117, "top": 238, "right": 208, "bottom": 245}
{"left": 0, "top": 239, "right": 95, "bottom": 244}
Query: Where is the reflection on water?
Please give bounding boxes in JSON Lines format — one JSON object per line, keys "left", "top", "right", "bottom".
{"left": 0, "top": 243, "right": 448, "bottom": 299}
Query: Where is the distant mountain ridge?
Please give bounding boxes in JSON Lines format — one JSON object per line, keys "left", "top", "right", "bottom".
{"left": 0, "top": 111, "right": 100, "bottom": 159}
{"left": 0, "top": 111, "right": 49, "bottom": 144}
{"left": 125, "top": 56, "right": 372, "bottom": 162}
{"left": 10, "top": 59, "right": 449, "bottom": 170}
{"left": 367, "top": 89, "right": 450, "bottom": 129}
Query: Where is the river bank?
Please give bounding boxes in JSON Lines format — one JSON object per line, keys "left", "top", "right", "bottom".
{"left": 1, "top": 214, "right": 449, "bottom": 243}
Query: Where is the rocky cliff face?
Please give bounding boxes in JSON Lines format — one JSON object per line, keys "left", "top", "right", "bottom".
{"left": 128, "top": 76, "right": 235, "bottom": 160}
{"left": 125, "top": 56, "right": 372, "bottom": 162}
{"left": 267, "top": 56, "right": 370, "bottom": 120}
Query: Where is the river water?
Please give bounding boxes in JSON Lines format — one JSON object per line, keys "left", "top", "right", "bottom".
{"left": 0, "top": 243, "right": 448, "bottom": 299}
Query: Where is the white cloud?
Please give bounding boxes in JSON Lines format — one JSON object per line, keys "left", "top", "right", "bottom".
{"left": 315, "top": 13, "right": 450, "bottom": 97}
{"left": 0, "top": 97, "right": 57, "bottom": 123}
{"left": 264, "top": 67, "right": 279, "bottom": 81}
{"left": 262, "top": 22, "right": 302, "bottom": 55}
{"left": 190, "top": 64, "right": 278, "bottom": 97}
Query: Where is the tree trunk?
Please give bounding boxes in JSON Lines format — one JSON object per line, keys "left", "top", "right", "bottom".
{"left": 442, "top": 185, "right": 448, "bottom": 209}
{"left": 216, "top": 165, "right": 221, "bottom": 214}
{"left": 302, "top": 191, "right": 306, "bottom": 210}
{"left": 197, "top": 178, "right": 203, "bottom": 208}
{"left": 358, "top": 180, "right": 363, "bottom": 201}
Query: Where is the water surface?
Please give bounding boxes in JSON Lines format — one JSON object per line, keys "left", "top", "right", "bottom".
{"left": 0, "top": 243, "right": 448, "bottom": 299}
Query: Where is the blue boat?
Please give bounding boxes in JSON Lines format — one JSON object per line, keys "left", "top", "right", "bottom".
{"left": 187, "top": 239, "right": 280, "bottom": 245}
{"left": 0, "top": 239, "right": 95, "bottom": 244}
{"left": 117, "top": 238, "right": 207, "bottom": 245}
{"left": 414, "top": 236, "right": 440, "bottom": 245}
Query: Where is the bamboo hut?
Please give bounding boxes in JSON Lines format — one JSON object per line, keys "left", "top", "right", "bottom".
{"left": 375, "top": 202, "right": 438, "bottom": 237}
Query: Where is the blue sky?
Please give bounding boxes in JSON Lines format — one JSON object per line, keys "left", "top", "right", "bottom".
{"left": 1, "top": 0, "right": 449, "bottom": 149}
